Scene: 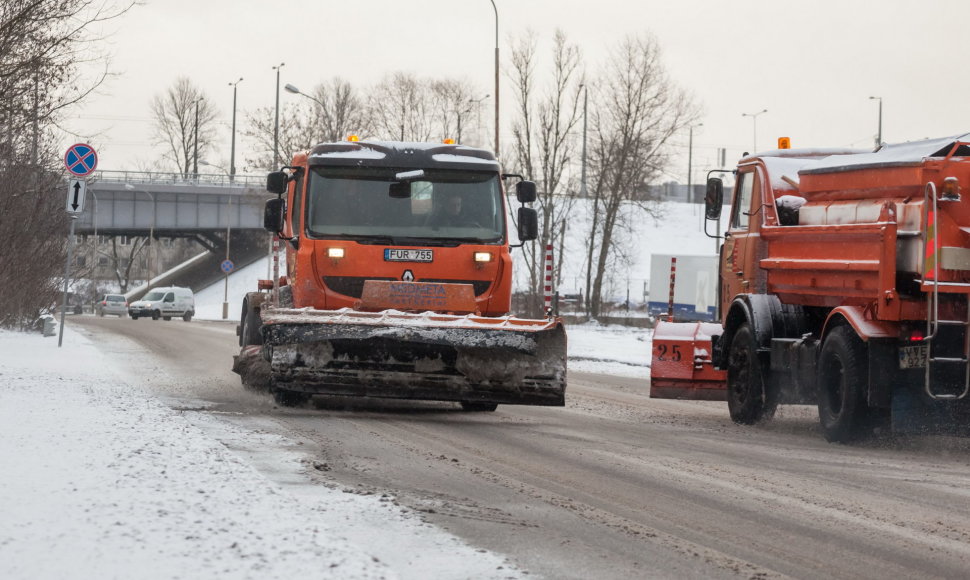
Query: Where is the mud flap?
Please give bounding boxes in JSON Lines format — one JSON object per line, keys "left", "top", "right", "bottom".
{"left": 650, "top": 321, "right": 727, "bottom": 400}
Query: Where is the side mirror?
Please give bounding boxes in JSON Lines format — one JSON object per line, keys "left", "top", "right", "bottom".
{"left": 264, "top": 198, "right": 285, "bottom": 233}
{"left": 266, "top": 171, "right": 288, "bottom": 194}
{"left": 389, "top": 182, "right": 411, "bottom": 199}
{"left": 705, "top": 178, "right": 724, "bottom": 220}
{"left": 516, "top": 180, "right": 537, "bottom": 203}
{"left": 517, "top": 207, "right": 538, "bottom": 242}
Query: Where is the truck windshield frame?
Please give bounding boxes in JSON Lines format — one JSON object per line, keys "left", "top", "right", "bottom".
{"left": 304, "top": 166, "right": 506, "bottom": 244}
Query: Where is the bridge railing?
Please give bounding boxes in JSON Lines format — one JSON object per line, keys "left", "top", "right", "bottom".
{"left": 90, "top": 170, "right": 266, "bottom": 188}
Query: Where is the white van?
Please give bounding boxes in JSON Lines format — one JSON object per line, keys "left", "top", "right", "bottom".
{"left": 128, "top": 286, "right": 195, "bottom": 321}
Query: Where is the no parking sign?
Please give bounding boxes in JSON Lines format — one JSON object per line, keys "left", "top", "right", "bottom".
{"left": 64, "top": 143, "right": 98, "bottom": 177}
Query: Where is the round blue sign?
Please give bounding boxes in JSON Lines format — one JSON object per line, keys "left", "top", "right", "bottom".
{"left": 221, "top": 259, "right": 235, "bottom": 273}
{"left": 64, "top": 143, "right": 98, "bottom": 177}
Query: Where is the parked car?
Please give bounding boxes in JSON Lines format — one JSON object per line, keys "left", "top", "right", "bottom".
{"left": 96, "top": 294, "right": 128, "bottom": 317}
{"left": 128, "top": 286, "right": 195, "bottom": 321}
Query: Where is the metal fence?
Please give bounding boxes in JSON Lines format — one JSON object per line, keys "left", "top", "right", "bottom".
{"left": 90, "top": 170, "right": 265, "bottom": 188}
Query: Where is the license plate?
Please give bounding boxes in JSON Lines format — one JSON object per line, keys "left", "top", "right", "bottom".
{"left": 384, "top": 248, "right": 433, "bottom": 262}
{"left": 899, "top": 345, "right": 928, "bottom": 369}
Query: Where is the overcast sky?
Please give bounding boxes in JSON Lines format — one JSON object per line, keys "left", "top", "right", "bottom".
{"left": 64, "top": 0, "right": 970, "bottom": 180}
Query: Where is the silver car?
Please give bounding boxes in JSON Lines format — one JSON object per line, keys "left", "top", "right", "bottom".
{"left": 96, "top": 294, "right": 128, "bottom": 317}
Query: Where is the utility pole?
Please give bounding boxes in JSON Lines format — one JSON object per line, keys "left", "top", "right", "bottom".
{"left": 273, "top": 62, "right": 285, "bottom": 169}
{"left": 193, "top": 98, "right": 201, "bottom": 178}
{"left": 229, "top": 77, "right": 243, "bottom": 182}
{"left": 489, "top": 0, "right": 499, "bottom": 158}
{"left": 688, "top": 123, "right": 703, "bottom": 203}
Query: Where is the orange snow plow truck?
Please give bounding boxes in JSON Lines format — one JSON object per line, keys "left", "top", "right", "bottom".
{"left": 651, "top": 135, "right": 970, "bottom": 441}
{"left": 232, "top": 139, "right": 566, "bottom": 410}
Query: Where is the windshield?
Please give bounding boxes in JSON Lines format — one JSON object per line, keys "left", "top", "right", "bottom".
{"left": 143, "top": 292, "right": 164, "bottom": 301}
{"left": 304, "top": 167, "right": 504, "bottom": 244}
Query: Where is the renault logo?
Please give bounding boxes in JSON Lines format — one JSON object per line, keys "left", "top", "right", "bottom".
{"left": 402, "top": 270, "right": 414, "bottom": 282}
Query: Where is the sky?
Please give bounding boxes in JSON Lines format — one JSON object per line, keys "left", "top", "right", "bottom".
{"left": 63, "top": 0, "right": 970, "bottom": 180}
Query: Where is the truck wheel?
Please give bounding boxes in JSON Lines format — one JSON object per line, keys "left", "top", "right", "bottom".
{"left": 182, "top": 311, "right": 193, "bottom": 322}
{"left": 460, "top": 402, "right": 498, "bottom": 412}
{"left": 239, "top": 298, "right": 264, "bottom": 347}
{"left": 272, "top": 387, "right": 309, "bottom": 407}
{"left": 817, "top": 326, "right": 869, "bottom": 443}
{"left": 151, "top": 310, "right": 160, "bottom": 320}
{"left": 727, "top": 323, "right": 775, "bottom": 424}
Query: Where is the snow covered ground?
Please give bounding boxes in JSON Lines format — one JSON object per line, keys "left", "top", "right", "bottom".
{"left": 0, "top": 327, "right": 531, "bottom": 579}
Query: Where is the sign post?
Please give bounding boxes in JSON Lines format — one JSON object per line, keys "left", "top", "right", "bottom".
{"left": 58, "top": 144, "right": 98, "bottom": 347}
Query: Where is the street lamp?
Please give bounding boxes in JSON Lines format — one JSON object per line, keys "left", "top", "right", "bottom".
{"left": 200, "top": 160, "right": 233, "bottom": 319}
{"left": 229, "top": 77, "right": 243, "bottom": 182}
{"left": 124, "top": 183, "right": 155, "bottom": 292}
{"left": 742, "top": 109, "right": 767, "bottom": 153}
{"left": 688, "top": 123, "right": 703, "bottom": 203}
{"left": 285, "top": 83, "right": 323, "bottom": 107}
{"left": 869, "top": 96, "right": 883, "bottom": 149}
{"left": 273, "top": 62, "right": 285, "bottom": 169}
{"left": 488, "top": 0, "right": 499, "bottom": 157}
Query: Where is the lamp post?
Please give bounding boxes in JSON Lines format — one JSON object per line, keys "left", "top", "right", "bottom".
{"left": 124, "top": 183, "right": 155, "bottom": 292}
{"left": 488, "top": 0, "right": 499, "bottom": 157}
{"left": 687, "top": 123, "right": 703, "bottom": 204}
{"left": 273, "top": 62, "right": 285, "bottom": 169}
{"left": 201, "top": 161, "right": 233, "bottom": 319}
{"left": 193, "top": 98, "right": 202, "bottom": 178}
{"left": 869, "top": 96, "right": 883, "bottom": 148}
{"left": 229, "top": 77, "right": 243, "bottom": 182}
{"left": 742, "top": 109, "right": 767, "bottom": 153}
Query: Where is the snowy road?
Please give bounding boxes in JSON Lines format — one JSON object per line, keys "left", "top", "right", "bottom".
{"left": 71, "top": 316, "right": 970, "bottom": 579}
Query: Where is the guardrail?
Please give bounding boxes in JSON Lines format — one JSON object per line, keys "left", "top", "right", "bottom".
{"left": 90, "top": 170, "right": 266, "bottom": 188}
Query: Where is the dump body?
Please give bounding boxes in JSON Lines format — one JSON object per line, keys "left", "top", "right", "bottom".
{"left": 234, "top": 140, "right": 566, "bottom": 408}
{"left": 650, "top": 135, "right": 970, "bottom": 440}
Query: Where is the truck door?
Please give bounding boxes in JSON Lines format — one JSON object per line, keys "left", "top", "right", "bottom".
{"left": 721, "top": 168, "right": 764, "bottom": 307}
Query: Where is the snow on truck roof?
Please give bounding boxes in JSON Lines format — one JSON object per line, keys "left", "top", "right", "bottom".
{"left": 799, "top": 133, "right": 970, "bottom": 175}
{"left": 307, "top": 140, "right": 499, "bottom": 171}
{"left": 751, "top": 133, "right": 970, "bottom": 188}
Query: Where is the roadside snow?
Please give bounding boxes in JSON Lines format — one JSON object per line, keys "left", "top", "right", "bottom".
{"left": 0, "top": 328, "right": 522, "bottom": 579}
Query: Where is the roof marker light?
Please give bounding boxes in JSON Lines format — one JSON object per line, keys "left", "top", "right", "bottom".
{"left": 443, "top": 138, "right": 456, "bottom": 145}
{"left": 778, "top": 137, "right": 791, "bottom": 149}
{"left": 347, "top": 135, "right": 359, "bottom": 142}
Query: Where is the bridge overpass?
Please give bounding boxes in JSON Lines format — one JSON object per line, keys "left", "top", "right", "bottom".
{"left": 74, "top": 170, "right": 274, "bottom": 295}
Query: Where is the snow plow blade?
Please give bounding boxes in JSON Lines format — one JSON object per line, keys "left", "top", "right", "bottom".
{"left": 650, "top": 320, "right": 726, "bottom": 400}
{"left": 236, "top": 308, "right": 567, "bottom": 406}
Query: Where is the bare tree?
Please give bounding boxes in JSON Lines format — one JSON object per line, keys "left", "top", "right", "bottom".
{"left": 507, "top": 30, "right": 585, "bottom": 317}
{"left": 586, "top": 34, "right": 699, "bottom": 318}
{"left": 308, "top": 77, "right": 372, "bottom": 143}
{"left": 368, "top": 72, "right": 438, "bottom": 141}
{"left": 151, "top": 77, "right": 219, "bottom": 177}
{"left": 107, "top": 236, "right": 148, "bottom": 293}
{"left": 0, "top": 0, "right": 132, "bottom": 328}
{"left": 242, "top": 101, "right": 320, "bottom": 171}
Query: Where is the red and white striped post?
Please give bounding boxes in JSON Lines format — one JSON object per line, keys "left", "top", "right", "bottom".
{"left": 543, "top": 244, "right": 554, "bottom": 316}
{"left": 667, "top": 256, "right": 677, "bottom": 321}
{"left": 272, "top": 236, "right": 281, "bottom": 307}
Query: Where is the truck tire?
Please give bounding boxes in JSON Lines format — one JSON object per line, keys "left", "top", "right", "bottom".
{"left": 152, "top": 310, "right": 160, "bottom": 320}
{"left": 460, "top": 402, "right": 498, "bottom": 412}
{"left": 817, "top": 325, "right": 869, "bottom": 443}
{"left": 727, "top": 323, "right": 775, "bottom": 424}
{"left": 272, "top": 387, "right": 309, "bottom": 407}
{"left": 239, "top": 297, "right": 264, "bottom": 347}
{"left": 182, "top": 311, "right": 193, "bottom": 322}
